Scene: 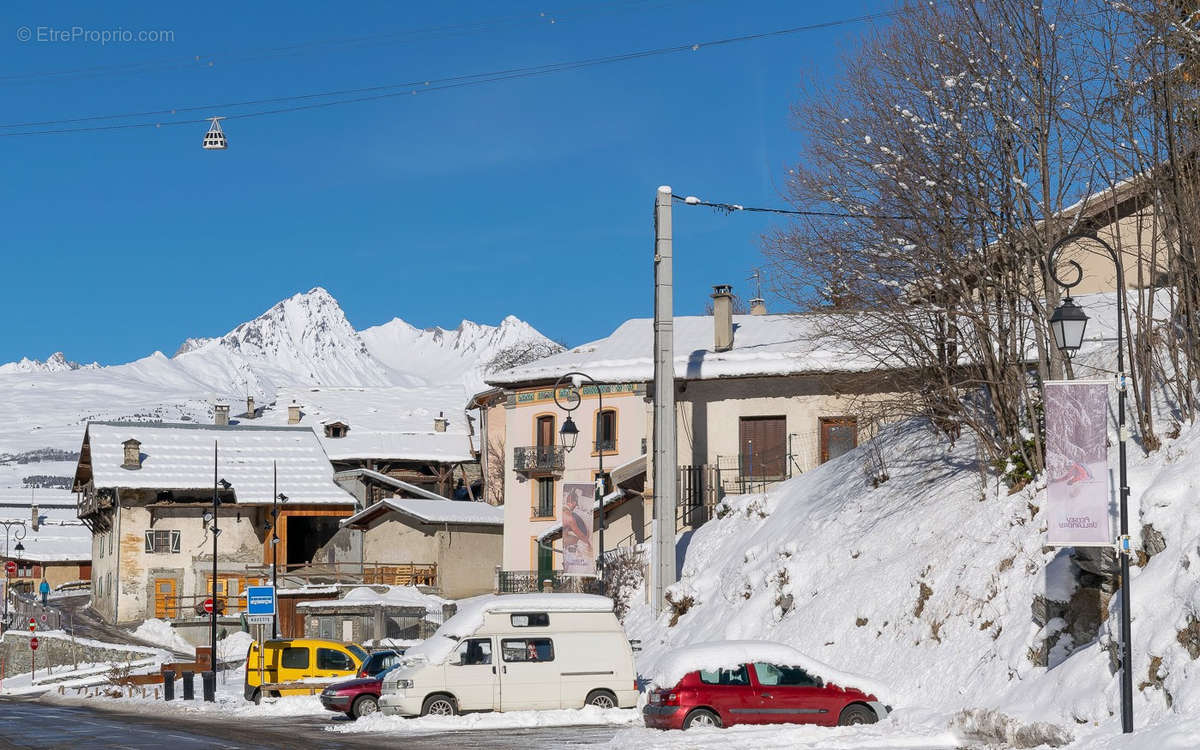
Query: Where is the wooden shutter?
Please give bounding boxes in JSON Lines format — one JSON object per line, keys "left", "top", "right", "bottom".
{"left": 739, "top": 416, "right": 786, "bottom": 479}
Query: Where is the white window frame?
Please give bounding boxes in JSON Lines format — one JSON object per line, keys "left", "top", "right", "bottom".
{"left": 144, "top": 529, "right": 181, "bottom": 554}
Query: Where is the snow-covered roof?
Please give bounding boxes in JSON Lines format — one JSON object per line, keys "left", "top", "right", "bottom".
{"left": 0, "top": 492, "right": 90, "bottom": 563}
{"left": 486, "top": 314, "right": 892, "bottom": 386}
{"left": 260, "top": 386, "right": 474, "bottom": 463}
{"left": 76, "top": 421, "right": 355, "bottom": 506}
{"left": 333, "top": 469, "right": 449, "bottom": 502}
{"left": 343, "top": 497, "right": 504, "bottom": 529}
{"left": 297, "top": 585, "right": 447, "bottom": 614}
{"left": 403, "top": 594, "right": 613, "bottom": 665}
{"left": 649, "top": 640, "right": 890, "bottom": 700}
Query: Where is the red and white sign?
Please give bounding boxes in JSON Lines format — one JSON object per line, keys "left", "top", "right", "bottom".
{"left": 28, "top": 617, "right": 36, "bottom": 632}
{"left": 4, "top": 560, "right": 14, "bottom": 576}
{"left": 202, "top": 598, "right": 215, "bottom": 614}
{"left": 1045, "top": 380, "right": 1113, "bottom": 547}
{"left": 29, "top": 637, "right": 38, "bottom": 651}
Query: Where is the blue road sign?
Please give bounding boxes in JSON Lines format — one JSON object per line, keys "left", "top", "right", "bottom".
{"left": 246, "top": 585, "right": 276, "bottom": 624}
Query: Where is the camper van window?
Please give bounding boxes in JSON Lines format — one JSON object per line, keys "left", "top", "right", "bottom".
{"left": 453, "top": 638, "right": 493, "bottom": 666}
{"left": 280, "top": 647, "right": 309, "bottom": 670}
{"left": 510, "top": 613, "right": 550, "bottom": 627}
{"left": 317, "top": 648, "right": 354, "bottom": 671}
{"left": 501, "top": 638, "right": 555, "bottom": 663}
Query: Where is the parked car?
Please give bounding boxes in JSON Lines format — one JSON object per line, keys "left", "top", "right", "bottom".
{"left": 318, "top": 649, "right": 405, "bottom": 719}
{"left": 380, "top": 593, "right": 638, "bottom": 717}
{"left": 244, "top": 638, "right": 368, "bottom": 703}
{"left": 643, "top": 641, "right": 890, "bottom": 730}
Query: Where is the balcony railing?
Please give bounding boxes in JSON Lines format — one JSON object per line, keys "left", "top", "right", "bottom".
{"left": 513, "top": 445, "right": 565, "bottom": 475}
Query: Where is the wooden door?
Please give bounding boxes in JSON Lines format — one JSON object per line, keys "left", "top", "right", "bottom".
{"left": 819, "top": 417, "right": 858, "bottom": 464}
{"left": 739, "top": 416, "right": 786, "bottom": 480}
{"left": 154, "top": 578, "right": 177, "bottom": 619}
{"left": 536, "top": 416, "right": 555, "bottom": 447}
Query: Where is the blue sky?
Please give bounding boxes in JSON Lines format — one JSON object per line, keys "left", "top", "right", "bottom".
{"left": 1, "top": 0, "right": 893, "bottom": 365}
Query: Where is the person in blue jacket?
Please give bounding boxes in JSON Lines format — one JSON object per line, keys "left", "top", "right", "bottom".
{"left": 39, "top": 579, "right": 50, "bottom": 605}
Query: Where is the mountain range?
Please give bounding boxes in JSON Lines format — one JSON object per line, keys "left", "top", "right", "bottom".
{"left": 0, "top": 287, "right": 555, "bottom": 489}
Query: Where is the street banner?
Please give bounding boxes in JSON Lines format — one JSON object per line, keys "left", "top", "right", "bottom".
{"left": 1045, "top": 380, "right": 1112, "bottom": 546}
{"left": 560, "top": 482, "right": 596, "bottom": 576}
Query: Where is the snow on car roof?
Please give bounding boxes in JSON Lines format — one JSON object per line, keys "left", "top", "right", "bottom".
{"left": 403, "top": 594, "right": 613, "bottom": 665}
{"left": 649, "top": 640, "right": 890, "bottom": 701}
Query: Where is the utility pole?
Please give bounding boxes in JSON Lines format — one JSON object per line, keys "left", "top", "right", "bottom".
{"left": 652, "top": 185, "right": 677, "bottom": 614}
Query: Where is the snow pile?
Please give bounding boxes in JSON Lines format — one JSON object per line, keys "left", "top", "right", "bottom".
{"left": 128, "top": 619, "right": 194, "bottom": 654}
{"left": 626, "top": 405, "right": 1200, "bottom": 747}
{"left": 647, "top": 640, "right": 890, "bottom": 703}
{"left": 218, "top": 631, "right": 255, "bottom": 661}
{"left": 297, "top": 585, "right": 448, "bottom": 615}
{"left": 607, "top": 721, "right": 961, "bottom": 749}
{"left": 327, "top": 706, "right": 638, "bottom": 735}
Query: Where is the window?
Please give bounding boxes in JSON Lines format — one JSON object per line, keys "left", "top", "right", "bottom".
{"left": 752, "top": 663, "right": 823, "bottom": 687}
{"left": 535, "top": 415, "right": 556, "bottom": 448}
{"left": 501, "top": 638, "right": 554, "bottom": 663}
{"left": 280, "top": 647, "right": 310, "bottom": 669}
{"left": 595, "top": 409, "right": 617, "bottom": 452}
{"left": 698, "top": 665, "right": 750, "bottom": 686}
{"left": 452, "top": 638, "right": 493, "bottom": 666}
{"left": 346, "top": 644, "right": 368, "bottom": 663}
{"left": 533, "top": 478, "right": 555, "bottom": 519}
{"left": 19, "top": 563, "right": 33, "bottom": 578}
{"left": 511, "top": 613, "right": 550, "bottom": 628}
{"left": 144, "top": 530, "right": 181, "bottom": 554}
{"left": 819, "top": 417, "right": 858, "bottom": 464}
{"left": 317, "top": 648, "right": 354, "bottom": 671}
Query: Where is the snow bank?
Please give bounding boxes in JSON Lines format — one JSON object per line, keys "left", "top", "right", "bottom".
{"left": 326, "top": 706, "right": 638, "bottom": 734}
{"left": 606, "top": 720, "right": 961, "bottom": 749}
{"left": 218, "top": 631, "right": 255, "bottom": 661}
{"left": 128, "top": 619, "right": 194, "bottom": 653}
{"left": 647, "top": 640, "right": 890, "bottom": 702}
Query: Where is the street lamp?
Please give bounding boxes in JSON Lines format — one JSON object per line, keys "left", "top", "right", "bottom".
{"left": 553, "top": 371, "right": 608, "bottom": 578}
{"left": 272, "top": 459, "right": 287, "bottom": 639}
{"left": 1, "top": 521, "right": 26, "bottom": 634}
{"left": 206, "top": 438, "right": 232, "bottom": 702}
{"left": 1047, "top": 231, "right": 1134, "bottom": 734}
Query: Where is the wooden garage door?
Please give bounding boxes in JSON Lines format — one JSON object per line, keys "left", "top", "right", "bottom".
{"left": 739, "top": 416, "right": 786, "bottom": 480}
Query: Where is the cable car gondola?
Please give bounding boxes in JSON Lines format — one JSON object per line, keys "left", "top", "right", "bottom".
{"left": 202, "top": 117, "right": 227, "bottom": 150}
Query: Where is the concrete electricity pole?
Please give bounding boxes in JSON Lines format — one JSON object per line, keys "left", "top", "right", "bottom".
{"left": 652, "top": 185, "right": 677, "bottom": 614}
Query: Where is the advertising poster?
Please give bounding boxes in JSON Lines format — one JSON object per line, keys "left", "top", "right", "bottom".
{"left": 560, "top": 482, "right": 596, "bottom": 576}
{"left": 1045, "top": 380, "right": 1113, "bottom": 546}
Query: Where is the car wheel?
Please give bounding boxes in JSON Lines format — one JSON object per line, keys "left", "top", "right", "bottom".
{"left": 683, "top": 708, "right": 722, "bottom": 729}
{"left": 838, "top": 704, "right": 878, "bottom": 726}
{"left": 584, "top": 689, "right": 617, "bottom": 709}
{"left": 421, "top": 694, "right": 458, "bottom": 717}
{"left": 250, "top": 689, "right": 262, "bottom": 706}
{"left": 351, "top": 695, "right": 379, "bottom": 719}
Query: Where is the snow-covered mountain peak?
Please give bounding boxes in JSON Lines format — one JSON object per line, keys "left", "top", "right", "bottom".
{"left": 0, "top": 352, "right": 97, "bottom": 375}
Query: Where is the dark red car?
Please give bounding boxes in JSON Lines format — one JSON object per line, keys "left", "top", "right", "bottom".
{"left": 319, "top": 649, "right": 403, "bottom": 719}
{"left": 643, "top": 645, "right": 889, "bottom": 731}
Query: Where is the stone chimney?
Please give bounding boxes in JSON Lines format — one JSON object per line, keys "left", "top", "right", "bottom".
{"left": 711, "top": 284, "right": 734, "bottom": 352}
{"left": 214, "top": 403, "right": 230, "bottom": 426}
{"left": 749, "top": 297, "right": 767, "bottom": 315}
{"left": 246, "top": 396, "right": 256, "bottom": 419}
{"left": 434, "top": 412, "right": 449, "bottom": 433}
{"left": 288, "top": 401, "right": 302, "bottom": 424}
{"left": 122, "top": 438, "right": 142, "bottom": 470}
{"left": 31, "top": 505, "right": 39, "bottom": 532}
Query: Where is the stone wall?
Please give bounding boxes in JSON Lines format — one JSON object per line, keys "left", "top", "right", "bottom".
{"left": 0, "top": 631, "right": 164, "bottom": 677}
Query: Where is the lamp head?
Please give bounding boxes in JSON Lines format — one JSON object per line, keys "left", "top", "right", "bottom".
{"left": 277, "top": 493, "right": 288, "bottom": 503}
{"left": 217, "top": 478, "right": 232, "bottom": 491}
{"left": 559, "top": 415, "right": 580, "bottom": 452}
{"left": 1049, "top": 296, "right": 1089, "bottom": 357}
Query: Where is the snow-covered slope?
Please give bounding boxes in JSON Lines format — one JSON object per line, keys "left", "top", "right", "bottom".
{"left": 0, "top": 287, "right": 554, "bottom": 488}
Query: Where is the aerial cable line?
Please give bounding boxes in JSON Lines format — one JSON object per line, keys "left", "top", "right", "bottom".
{"left": 672, "top": 193, "right": 992, "bottom": 222}
{"left": 0, "top": 9, "right": 909, "bottom": 138}
{"left": 0, "top": 0, "right": 690, "bottom": 85}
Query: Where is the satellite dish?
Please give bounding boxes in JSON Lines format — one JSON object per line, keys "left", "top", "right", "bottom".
{"left": 202, "top": 117, "right": 227, "bottom": 150}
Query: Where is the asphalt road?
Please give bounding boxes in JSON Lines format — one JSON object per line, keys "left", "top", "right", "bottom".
{"left": 0, "top": 698, "right": 623, "bottom": 750}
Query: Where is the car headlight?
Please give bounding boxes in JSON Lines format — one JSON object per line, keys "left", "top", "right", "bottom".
{"left": 395, "top": 679, "right": 414, "bottom": 690}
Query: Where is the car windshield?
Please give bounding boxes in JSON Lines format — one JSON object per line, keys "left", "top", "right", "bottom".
{"left": 346, "top": 644, "right": 368, "bottom": 663}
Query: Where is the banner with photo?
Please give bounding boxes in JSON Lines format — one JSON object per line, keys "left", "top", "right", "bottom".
{"left": 560, "top": 482, "right": 596, "bottom": 576}
{"left": 1045, "top": 380, "right": 1112, "bottom": 546}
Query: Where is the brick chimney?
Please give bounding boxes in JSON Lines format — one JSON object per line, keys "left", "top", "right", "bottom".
{"left": 711, "top": 284, "right": 734, "bottom": 352}
{"left": 749, "top": 297, "right": 767, "bottom": 315}
{"left": 214, "top": 403, "right": 230, "bottom": 426}
{"left": 122, "top": 439, "right": 142, "bottom": 470}
{"left": 434, "top": 412, "right": 449, "bottom": 432}
{"left": 246, "top": 396, "right": 256, "bottom": 419}
{"left": 288, "top": 401, "right": 302, "bottom": 424}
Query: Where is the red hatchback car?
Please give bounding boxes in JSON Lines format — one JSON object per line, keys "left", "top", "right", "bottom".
{"left": 644, "top": 644, "right": 889, "bottom": 731}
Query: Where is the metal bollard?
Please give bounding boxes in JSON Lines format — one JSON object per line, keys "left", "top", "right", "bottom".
{"left": 162, "top": 670, "right": 175, "bottom": 701}
{"left": 182, "top": 670, "right": 194, "bottom": 701}
{"left": 201, "top": 671, "right": 216, "bottom": 703}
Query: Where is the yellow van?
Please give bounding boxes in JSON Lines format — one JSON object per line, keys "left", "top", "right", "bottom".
{"left": 244, "top": 638, "right": 367, "bottom": 702}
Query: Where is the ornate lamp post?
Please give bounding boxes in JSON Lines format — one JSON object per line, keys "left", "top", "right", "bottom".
{"left": 1, "top": 521, "right": 26, "bottom": 633}
{"left": 1047, "top": 231, "right": 1133, "bottom": 734}
{"left": 553, "top": 372, "right": 608, "bottom": 578}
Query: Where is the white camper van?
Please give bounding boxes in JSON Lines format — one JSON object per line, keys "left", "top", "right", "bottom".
{"left": 379, "top": 593, "right": 638, "bottom": 716}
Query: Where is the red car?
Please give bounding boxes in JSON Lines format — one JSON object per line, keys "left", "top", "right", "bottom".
{"left": 319, "top": 649, "right": 403, "bottom": 719}
{"left": 643, "top": 641, "right": 889, "bottom": 731}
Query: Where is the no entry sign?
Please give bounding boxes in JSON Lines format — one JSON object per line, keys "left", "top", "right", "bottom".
{"left": 29, "top": 637, "right": 38, "bottom": 650}
{"left": 28, "top": 617, "right": 36, "bottom": 632}
{"left": 4, "top": 560, "right": 14, "bottom": 576}
{"left": 202, "top": 598, "right": 215, "bottom": 614}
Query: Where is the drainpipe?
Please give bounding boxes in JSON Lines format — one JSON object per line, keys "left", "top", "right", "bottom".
{"left": 113, "top": 488, "right": 121, "bottom": 625}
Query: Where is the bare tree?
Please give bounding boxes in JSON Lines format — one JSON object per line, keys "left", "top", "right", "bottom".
{"left": 485, "top": 340, "right": 566, "bottom": 373}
